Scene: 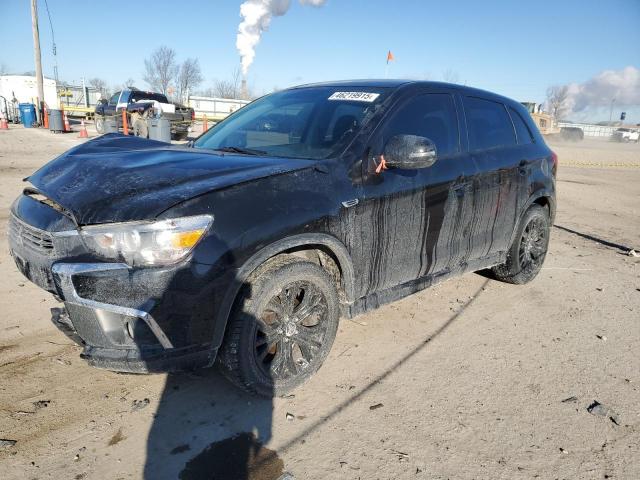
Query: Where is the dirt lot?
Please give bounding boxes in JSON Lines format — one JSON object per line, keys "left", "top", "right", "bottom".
{"left": 0, "top": 125, "right": 639, "bottom": 480}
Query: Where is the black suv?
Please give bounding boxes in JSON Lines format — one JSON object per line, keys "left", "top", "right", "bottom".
{"left": 9, "top": 81, "right": 556, "bottom": 396}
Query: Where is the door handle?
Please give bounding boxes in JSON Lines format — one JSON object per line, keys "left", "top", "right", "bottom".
{"left": 341, "top": 198, "right": 359, "bottom": 208}
{"left": 452, "top": 175, "right": 467, "bottom": 197}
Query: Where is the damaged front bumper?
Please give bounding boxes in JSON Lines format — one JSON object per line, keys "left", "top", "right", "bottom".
{"left": 8, "top": 205, "right": 223, "bottom": 373}
{"left": 53, "top": 263, "right": 174, "bottom": 348}
{"left": 50, "top": 262, "right": 215, "bottom": 373}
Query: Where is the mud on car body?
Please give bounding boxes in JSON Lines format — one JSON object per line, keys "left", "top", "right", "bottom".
{"left": 9, "top": 80, "right": 556, "bottom": 396}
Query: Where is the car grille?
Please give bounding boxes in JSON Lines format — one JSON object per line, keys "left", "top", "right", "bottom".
{"left": 8, "top": 214, "right": 55, "bottom": 256}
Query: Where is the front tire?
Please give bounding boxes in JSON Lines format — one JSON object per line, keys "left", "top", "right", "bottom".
{"left": 492, "top": 204, "right": 550, "bottom": 284}
{"left": 218, "top": 256, "right": 340, "bottom": 397}
{"left": 95, "top": 115, "right": 104, "bottom": 133}
{"left": 133, "top": 118, "right": 148, "bottom": 138}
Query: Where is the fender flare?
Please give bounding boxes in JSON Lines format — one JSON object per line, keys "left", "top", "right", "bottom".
{"left": 210, "top": 233, "right": 356, "bottom": 351}
{"left": 508, "top": 189, "right": 556, "bottom": 247}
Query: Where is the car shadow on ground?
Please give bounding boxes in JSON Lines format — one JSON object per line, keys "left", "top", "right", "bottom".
{"left": 143, "top": 276, "right": 491, "bottom": 480}
{"left": 144, "top": 366, "right": 283, "bottom": 480}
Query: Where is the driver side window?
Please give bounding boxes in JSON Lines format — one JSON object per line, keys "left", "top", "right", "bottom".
{"left": 381, "top": 93, "right": 460, "bottom": 157}
{"left": 108, "top": 92, "right": 120, "bottom": 106}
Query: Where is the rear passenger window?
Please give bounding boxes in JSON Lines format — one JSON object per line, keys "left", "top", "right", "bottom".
{"left": 382, "top": 93, "right": 459, "bottom": 157}
{"left": 509, "top": 107, "right": 534, "bottom": 144}
{"left": 464, "top": 97, "right": 516, "bottom": 150}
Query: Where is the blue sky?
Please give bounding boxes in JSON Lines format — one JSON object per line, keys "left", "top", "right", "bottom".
{"left": 1, "top": 0, "right": 639, "bottom": 121}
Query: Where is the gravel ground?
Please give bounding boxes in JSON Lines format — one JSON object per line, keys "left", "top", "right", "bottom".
{"left": 0, "top": 125, "right": 638, "bottom": 480}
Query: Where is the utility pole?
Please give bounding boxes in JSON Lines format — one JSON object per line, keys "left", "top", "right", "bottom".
{"left": 31, "top": 0, "right": 45, "bottom": 126}
{"left": 609, "top": 98, "right": 616, "bottom": 124}
{"left": 82, "top": 76, "right": 89, "bottom": 108}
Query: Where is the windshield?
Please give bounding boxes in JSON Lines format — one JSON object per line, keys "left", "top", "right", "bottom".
{"left": 193, "top": 87, "right": 389, "bottom": 159}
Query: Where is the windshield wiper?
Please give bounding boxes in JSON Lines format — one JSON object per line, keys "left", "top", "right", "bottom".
{"left": 216, "top": 146, "right": 267, "bottom": 156}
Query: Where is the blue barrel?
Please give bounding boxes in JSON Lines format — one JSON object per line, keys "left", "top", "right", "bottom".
{"left": 18, "top": 103, "right": 37, "bottom": 127}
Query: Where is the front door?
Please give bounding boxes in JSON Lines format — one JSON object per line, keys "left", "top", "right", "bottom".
{"left": 104, "top": 91, "right": 119, "bottom": 118}
{"left": 355, "top": 89, "right": 472, "bottom": 296}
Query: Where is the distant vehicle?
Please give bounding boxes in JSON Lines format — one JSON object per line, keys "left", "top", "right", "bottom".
{"left": 10, "top": 80, "right": 556, "bottom": 396}
{"left": 521, "top": 102, "right": 583, "bottom": 141}
{"left": 94, "top": 88, "right": 194, "bottom": 140}
{"left": 521, "top": 102, "right": 558, "bottom": 135}
{"left": 611, "top": 128, "right": 639, "bottom": 143}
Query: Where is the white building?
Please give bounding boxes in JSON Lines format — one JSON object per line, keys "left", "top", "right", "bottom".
{"left": 0, "top": 75, "right": 58, "bottom": 107}
{"left": 188, "top": 96, "right": 250, "bottom": 121}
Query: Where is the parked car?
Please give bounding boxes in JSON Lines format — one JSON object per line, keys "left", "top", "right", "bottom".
{"left": 94, "top": 88, "right": 194, "bottom": 140}
{"left": 610, "top": 128, "right": 639, "bottom": 143}
{"left": 559, "top": 126, "right": 584, "bottom": 141}
{"left": 9, "top": 80, "right": 556, "bottom": 396}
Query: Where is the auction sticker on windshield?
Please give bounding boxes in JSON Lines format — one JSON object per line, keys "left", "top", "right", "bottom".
{"left": 328, "top": 92, "right": 380, "bottom": 102}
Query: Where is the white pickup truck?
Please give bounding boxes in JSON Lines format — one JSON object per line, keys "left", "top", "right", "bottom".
{"left": 611, "top": 128, "right": 640, "bottom": 143}
{"left": 94, "top": 88, "right": 194, "bottom": 140}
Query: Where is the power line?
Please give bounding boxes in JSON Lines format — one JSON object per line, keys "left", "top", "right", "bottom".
{"left": 42, "top": 0, "right": 58, "bottom": 82}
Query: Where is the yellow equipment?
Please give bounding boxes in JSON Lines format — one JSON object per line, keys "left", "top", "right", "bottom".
{"left": 521, "top": 102, "right": 560, "bottom": 135}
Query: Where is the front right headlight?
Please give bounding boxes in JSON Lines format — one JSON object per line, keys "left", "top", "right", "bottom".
{"left": 80, "top": 214, "right": 213, "bottom": 267}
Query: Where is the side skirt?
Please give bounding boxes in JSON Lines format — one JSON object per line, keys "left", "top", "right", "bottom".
{"left": 344, "top": 252, "right": 504, "bottom": 318}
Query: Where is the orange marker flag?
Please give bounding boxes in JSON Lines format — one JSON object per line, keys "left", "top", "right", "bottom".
{"left": 386, "top": 50, "right": 395, "bottom": 64}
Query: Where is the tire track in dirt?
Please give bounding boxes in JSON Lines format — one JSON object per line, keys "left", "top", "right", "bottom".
{"left": 275, "top": 278, "right": 490, "bottom": 458}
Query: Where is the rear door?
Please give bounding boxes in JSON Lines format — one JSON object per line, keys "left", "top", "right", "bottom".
{"left": 461, "top": 95, "right": 522, "bottom": 258}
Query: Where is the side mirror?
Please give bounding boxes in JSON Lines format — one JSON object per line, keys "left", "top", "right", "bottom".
{"left": 383, "top": 134, "right": 437, "bottom": 169}
{"left": 98, "top": 99, "right": 107, "bottom": 105}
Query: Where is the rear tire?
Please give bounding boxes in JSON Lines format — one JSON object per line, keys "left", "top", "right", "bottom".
{"left": 492, "top": 204, "right": 550, "bottom": 284}
{"left": 217, "top": 256, "right": 339, "bottom": 397}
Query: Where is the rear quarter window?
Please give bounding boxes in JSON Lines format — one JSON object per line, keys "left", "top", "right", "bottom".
{"left": 464, "top": 96, "right": 516, "bottom": 151}
{"left": 508, "top": 107, "right": 534, "bottom": 145}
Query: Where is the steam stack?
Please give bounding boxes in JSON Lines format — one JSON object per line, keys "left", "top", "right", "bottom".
{"left": 241, "top": 78, "right": 248, "bottom": 100}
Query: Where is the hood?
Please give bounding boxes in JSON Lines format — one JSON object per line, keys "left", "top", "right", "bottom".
{"left": 27, "top": 134, "right": 312, "bottom": 225}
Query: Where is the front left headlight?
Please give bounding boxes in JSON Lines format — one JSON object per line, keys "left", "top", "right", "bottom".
{"left": 80, "top": 214, "right": 213, "bottom": 267}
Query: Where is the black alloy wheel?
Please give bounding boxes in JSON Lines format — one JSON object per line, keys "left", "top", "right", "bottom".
{"left": 255, "top": 280, "right": 329, "bottom": 381}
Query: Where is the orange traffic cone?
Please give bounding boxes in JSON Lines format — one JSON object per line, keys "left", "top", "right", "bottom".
{"left": 122, "top": 110, "right": 129, "bottom": 135}
{"left": 63, "top": 112, "right": 70, "bottom": 133}
{"left": 0, "top": 117, "right": 8, "bottom": 130}
{"left": 79, "top": 120, "right": 88, "bottom": 138}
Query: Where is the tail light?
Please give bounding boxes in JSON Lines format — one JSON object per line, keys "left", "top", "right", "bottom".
{"left": 191, "top": 110, "right": 195, "bottom": 121}
{"left": 550, "top": 150, "right": 558, "bottom": 176}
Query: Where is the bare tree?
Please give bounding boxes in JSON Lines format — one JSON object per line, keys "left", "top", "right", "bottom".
{"left": 176, "top": 58, "right": 203, "bottom": 104}
{"left": 0, "top": 63, "right": 8, "bottom": 75}
{"left": 442, "top": 68, "right": 459, "bottom": 84}
{"left": 89, "top": 77, "right": 110, "bottom": 98}
{"left": 206, "top": 67, "right": 246, "bottom": 99}
{"left": 143, "top": 46, "right": 178, "bottom": 96}
{"left": 122, "top": 78, "right": 135, "bottom": 89}
{"left": 209, "top": 79, "right": 238, "bottom": 99}
{"left": 546, "top": 85, "right": 570, "bottom": 120}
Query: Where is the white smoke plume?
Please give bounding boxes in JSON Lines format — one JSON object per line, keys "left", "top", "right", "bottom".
{"left": 566, "top": 66, "right": 640, "bottom": 112}
{"left": 237, "top": 0, "right": 327, "bottom": 76}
